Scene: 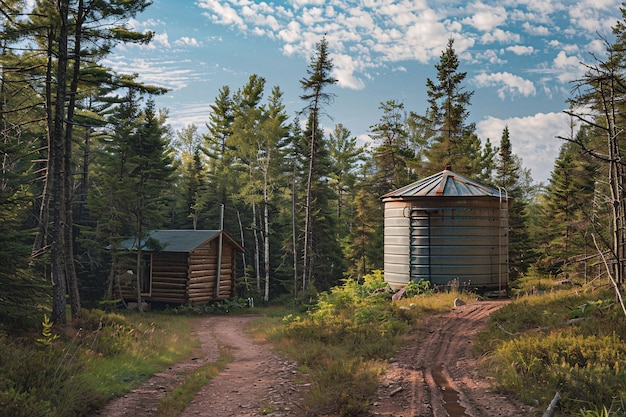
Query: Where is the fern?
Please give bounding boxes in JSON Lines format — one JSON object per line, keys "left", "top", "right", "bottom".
{"left": 35, "top": 314, "right": 59, "bottom": 347}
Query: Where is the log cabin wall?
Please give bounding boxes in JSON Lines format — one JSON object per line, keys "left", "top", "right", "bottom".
{"left": 187, "top": 243, "right": 236, "bottom": 302}
{"left": 187, "top": 243, "right": 217, "bottom": 303}
{"left": 150, "top": 252, "right": 188, "bottom": 303}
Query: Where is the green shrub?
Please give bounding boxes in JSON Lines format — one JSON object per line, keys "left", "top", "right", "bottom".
{"left": 405, "top": 278, "right": 433, "bottom": 297}
{"left": 0, "top": 387, "right": 54, "bottom": 417}
{"left": 476, "top": 286, "right": 626, "bottom": 415}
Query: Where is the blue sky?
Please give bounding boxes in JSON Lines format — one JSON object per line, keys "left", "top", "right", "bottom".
{"left": 105, "top": 0, "right": 625, "bottom": 184}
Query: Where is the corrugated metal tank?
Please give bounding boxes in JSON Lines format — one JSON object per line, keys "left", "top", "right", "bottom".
{"left": 381, "top": 169, "right": 509, "bottom": 292}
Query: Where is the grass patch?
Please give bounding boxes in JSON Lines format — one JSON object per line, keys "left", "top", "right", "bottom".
{"left": 475, "top": 278, "right": 626, "bottom": 416}
{"left": 155, "top": 347, "right": 233, "bottom": 417}
{"left": 0, "top": 309, "right": 200, "bottom": 416}
{"left": 80, "top": 311, "right": 199, "bottom": 405}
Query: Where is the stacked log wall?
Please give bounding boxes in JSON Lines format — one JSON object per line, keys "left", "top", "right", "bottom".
{"left": 150, "top": 253, "right": 188, "bottom": 303}
{"left": 188, "top": 244, "right": 236, "bottom": 302}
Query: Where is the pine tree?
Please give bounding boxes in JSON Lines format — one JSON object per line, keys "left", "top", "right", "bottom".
{"left": 204, "top": 85, "right": 235, "bottom": 229}
{"left": 369, "top": 99, "right": 415, "bottom": 192}
{"left": 327, "top": 123, "right": 366, "bottom": 238}
{"left": 6, "top": 0, "right": 156, "bottom": 323}
{"left": 563, "top": 22, "right": 626, "bottom": 284}
{"left": 93, "top": 93, "right": 174, "bottom": 309}
{"left": 540, "top": 134, "right": 598, "bottom": 276}
{"left": 421, "top": 38, "right": 484, "bottom": 177}
{"left": 493, "top": 126, "right": 532, "bottom": 279}
{"left": 298, "top": 36, "right": 338, "bottom": 292}
{"left": 257, "top": 86, "right": 289, "bottom": 301}
{"left": 170, "top": 124, "right": 206, "bottom": 229}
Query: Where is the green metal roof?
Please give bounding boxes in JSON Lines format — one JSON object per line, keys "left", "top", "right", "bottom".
{"left": 120, "top": 230, "right": 222, "bottom": 253}
{"left": 381, "top": 168, "right": 505, "bottom": 199}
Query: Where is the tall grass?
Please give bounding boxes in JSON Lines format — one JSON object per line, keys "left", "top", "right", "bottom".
{"left": 475, "top": 282, "right": 626, "bottom": 416}
{"left": 0, "top": 309, "right": 199, "bottom": 416}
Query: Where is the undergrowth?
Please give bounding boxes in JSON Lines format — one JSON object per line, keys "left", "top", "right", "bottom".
{"left": 0, "top": 309, "right": 197, "bottom": 416}
{"left": 475, "top": 279, "right": 626, "bottom": 416}
{"left": 264, "top": 271, "right": 472, "bottom": 417}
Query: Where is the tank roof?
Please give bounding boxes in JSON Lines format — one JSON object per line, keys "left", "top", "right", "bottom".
{"left": 381, "top": 168, "right": 504, "bottom": 199}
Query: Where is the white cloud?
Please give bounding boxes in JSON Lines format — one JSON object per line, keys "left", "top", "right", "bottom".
{"left": 197, "top": 0, "right": 246, "bottom": 30}
{"left": 331, "top": 53, "right": 366, "bottom": 90}
{"left": 481, "top": 29, "right": 521, "bottom": 44}
{"left": 506, "top": 45, "right": 534, "bottom": 55}
{"left": 173, "top": 37, "right": 201, "bottom": 47}
{"left": 477, "top": 112, "right": 570, "bottom": 183}
{"left": 102, "top": 57, "right": 202, "bottom": 91}
{"left": 471, "top": 49, "right": 507, "bottom": 65}
{"left": 462, "top": 1, "right": 507, "bottom": 31}
{"left": 568, "top": 1, "right": 621, "bottom": 33}
{"left": 278, "top": 21, "right": 303, "bottom": 45}
{"left": 151, "top": 32, "right": 170, "bottom": 48}
{"left": 473, "top": 72, "right": 536, "bottom": 99}
{"left": 165, "top": 103, "right": 214, "bottom": 132}
{"left": 553, "top": 51, "right": 584, "bottom": 84}
{"left": 521, "top": 22, "right": 550, "bottom": 36}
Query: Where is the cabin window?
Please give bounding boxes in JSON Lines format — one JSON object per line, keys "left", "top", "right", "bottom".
{"left": 140, "top": 254, "right": 152, "bottom": 295}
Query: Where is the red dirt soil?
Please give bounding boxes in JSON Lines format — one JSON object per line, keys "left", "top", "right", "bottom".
{"left": 92, "top": 302, "right": 538, "bottom": 417}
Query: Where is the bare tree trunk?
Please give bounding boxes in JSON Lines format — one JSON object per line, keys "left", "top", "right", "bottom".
{"left": 601, "top": 75, "right": 625, "bottom": 285}
{"left": 236, "top": 209, "right": 248, "bottom": 288}
{"left": 252, "top": 200, "right": 261, "bottom": 293}
{"left": 263, "top": 176, "right": 270, "bottom": 302}
{"left": 292, "top": 156, "right": 298, "bottom": 298}
{"left": 63, "top": 0, "right": 87, "bottom": 320}
{"left": 50, "top": 0, "right": 70, "bottom": 324}
{"left": 302, "top": 112, "right": 318, "bottom": 292}
{"left": 135, "top": 214, "right": 144, "bottom": 313}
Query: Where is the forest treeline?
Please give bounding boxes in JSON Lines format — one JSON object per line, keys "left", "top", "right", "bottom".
{"left": 2, "top": 0, "right": 626, "bottom": 330}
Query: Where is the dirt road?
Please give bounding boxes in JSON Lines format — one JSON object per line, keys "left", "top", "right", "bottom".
{"left": 369, "top": 301, "right": 535, "bottom": 417}
{"left": 91, "top": 315, "right": 305, "bottom": 417}
{"left": 93, "top": 302, "right": 536, "bottom": 417}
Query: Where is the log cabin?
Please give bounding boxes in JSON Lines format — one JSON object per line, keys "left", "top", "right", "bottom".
{"left": 117, "top": 230, "right": 244, "bottom": 304}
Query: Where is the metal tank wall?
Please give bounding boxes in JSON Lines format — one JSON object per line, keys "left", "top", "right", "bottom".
{"left": 383, "top": 201, "right": 412, "bottom": 285}
{"left": 383, "top": 196, "right": 508, "bottom": 292}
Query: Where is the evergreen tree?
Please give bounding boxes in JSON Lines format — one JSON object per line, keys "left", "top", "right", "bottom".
{"left": 563, "top": 24, "right": 626, "bottom": 284}
{"left": 493, "top": 126, "right": 532, "bottom": 279}
{"left": 229, "top": 74, "right": 266, "bottom": 296}
{"left": 540, "top": 139, "right": 597, "bottom": 276}
{"left": 3, "top": 0, "right": 156, "bottom": 323}
{"left": 203, "top": 85, "right": 235, "bottom": 229}
{"left": 170, "top": 124, "right": 207, "bottom": 229}
{"left": 369, "top": 99, "right": 415, "bottom": 192}
{"left": 92, "top": 93, "right": 174, "bottom": 309}
{"left": 298, "top": 36, "right": 339, "bottom": 292}
{"left": 421, "top": 38, "right": 485, "bottom": 177}
{"left": 257, "top": 86, "right": 290, "bottom": 300}
{"left": 327, "top": 123, "right": 366, "bottom": 239}
{"left": 346, "top": 159, "right": 384, "bottom": 278}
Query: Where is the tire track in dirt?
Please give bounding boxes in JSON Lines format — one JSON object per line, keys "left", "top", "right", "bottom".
{"left": 369, "top": 301, "right": 535, "bottom": 417}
